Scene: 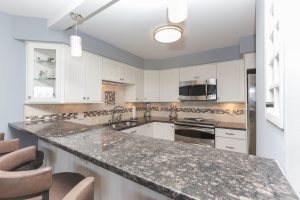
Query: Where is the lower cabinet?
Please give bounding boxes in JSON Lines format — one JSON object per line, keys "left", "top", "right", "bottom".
{"left": 215, "top": 128, "right": 247, "bottom": 154}
{"left": 122, "top": 122, "right": 175, "bottom": 141}
{"left": 38, "top": 140, "right": 171, "bottom": 200}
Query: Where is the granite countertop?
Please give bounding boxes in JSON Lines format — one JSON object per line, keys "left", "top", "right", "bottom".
{"left": 100, "top": 117, "right": 246, "bottom": 131}
{"left": 9, "top": 121, "right": 297, "bottom": 200}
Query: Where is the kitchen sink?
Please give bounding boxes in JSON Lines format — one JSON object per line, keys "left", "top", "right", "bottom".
{"left": 106, "top": 120, "right": 139, "bottom": 130}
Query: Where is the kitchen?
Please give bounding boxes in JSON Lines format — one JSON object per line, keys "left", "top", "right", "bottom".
{"left": 0, "top": 0, "right": 300, "bottom": 200}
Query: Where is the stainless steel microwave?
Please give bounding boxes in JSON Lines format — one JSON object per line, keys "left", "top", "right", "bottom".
{"left": 178, "top": 79, "right": 217, "bottom": 101}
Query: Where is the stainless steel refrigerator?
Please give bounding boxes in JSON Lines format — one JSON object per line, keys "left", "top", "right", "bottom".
{"left": 247, "top": 70, "right": 256, "bottom": 155}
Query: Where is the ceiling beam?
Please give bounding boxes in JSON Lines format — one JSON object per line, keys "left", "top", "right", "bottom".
{"left": 47, "top": 0, "right": 119, "bottom": 30}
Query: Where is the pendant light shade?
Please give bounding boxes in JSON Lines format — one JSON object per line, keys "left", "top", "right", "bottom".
{"left": 70, "top": 12, "right": 83, "bottom": 57}
{"left": 70, "top": 35, "right": 82, "bottom": 57}
{"left": 168, "top": 0, "right": 188, "bottom": 23}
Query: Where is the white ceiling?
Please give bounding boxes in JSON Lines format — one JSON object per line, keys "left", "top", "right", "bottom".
{"left": 79, "top": 0, "right": 255, "bottom": 59}
{"left": 0, "top": 0, "right": 82, "bottom": 19}
{"left": 0, "top": 0, "right": 255, "bottom": 60}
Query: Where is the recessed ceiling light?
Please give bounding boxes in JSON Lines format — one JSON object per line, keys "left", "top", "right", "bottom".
{"left": 154, "top": 25, "right": 183, "bottom": 44}
{"left": 167, "top": 0, "right": 188, "bottom": 23}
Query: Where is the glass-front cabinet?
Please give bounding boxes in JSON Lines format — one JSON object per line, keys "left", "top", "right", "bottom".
{"left": 26, "top": 42, "right": 62, "bottom": 103}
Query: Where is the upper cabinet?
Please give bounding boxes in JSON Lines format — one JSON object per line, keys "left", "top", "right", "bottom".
{"left": 217, "top": 60, "right": 245, "bottom": 102}
{"left": 159, "top": 68, "right": 179, "bottom": 102}
{"left": 144, "top": 70, "right": 160, "bottom": 102}
{"left": 64, "top": 49, "right": 102, "bottom": 103}
{"left": 125, "top": 68, "right": 144, "bottom": 102}
{"left": 180, "top": 64, "right": 216, "bottom": 81}
{"left": 102, "top": 58, "right": 137, "bottom": 84}
{"left": 26, "top": 42, "right": 102, "bottom": 104}
{"left": 26, "top": 42, "right": 63, "bottom": 103}
{"left": 102, "top": 58, "right": 121, "bottom": 83}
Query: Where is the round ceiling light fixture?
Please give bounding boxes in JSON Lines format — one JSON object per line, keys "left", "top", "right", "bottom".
{"left": 154, "top": 25, "right": 183, "bottom": 44}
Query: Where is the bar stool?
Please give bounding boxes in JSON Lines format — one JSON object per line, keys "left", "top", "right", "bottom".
{"left": 0, "top": 133, "right": 44, "bottom": 170}
{"left": 0, "top": 146, "right": 95, "bottom": 200}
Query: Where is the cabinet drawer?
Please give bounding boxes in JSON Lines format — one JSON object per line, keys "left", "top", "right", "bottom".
{"left": 215, "top": 128, "right": 246, "bottom": 140}
{"left": 215, "top": 137, "right": 247, "bottom": 153}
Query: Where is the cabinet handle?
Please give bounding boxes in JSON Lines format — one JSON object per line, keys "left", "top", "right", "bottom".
{"left": 225, "top": 133, "right": 235, "bottom": 136}
{"left": 87, "top": 97, "right": 90, "bottom": 100}
{"left": 28, "top": 96, "right": 31, "bottom": 99}
{"left": 83, "top": 97, "right": 86, "bottom": 100}
{"left": 130, "top": 130, "right": 137, "bottom": 134}
{"left": 225, "top": 146, "right": 235, "bottom": 149}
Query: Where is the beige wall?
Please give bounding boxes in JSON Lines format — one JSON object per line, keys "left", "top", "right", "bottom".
{"left": 24, "top": 84, "right": 245, "bottom": 125}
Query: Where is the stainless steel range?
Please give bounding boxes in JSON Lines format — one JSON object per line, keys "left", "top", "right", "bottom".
{"left": 175, "top": 118, "right": 215, "bottom": 147}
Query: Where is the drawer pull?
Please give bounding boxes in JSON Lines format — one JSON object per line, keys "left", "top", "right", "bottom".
{"left": 130, "top": 130, "right": 137, "bottom": 134}
{"left": 225, "top": 133, "right": 235, "bottom": 136}
{"left": 225, "top": 146, "right": 235, "bottom": 149}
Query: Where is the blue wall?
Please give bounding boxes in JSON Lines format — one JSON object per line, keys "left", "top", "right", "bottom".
{"left": 12, "top": 15, "right": 145, "bottom": 69}
{"left": 0, "top": 11, "right": 26, "bottom": 139}
{"left": 144, "top": 35, "right": 255, "bottom": 69}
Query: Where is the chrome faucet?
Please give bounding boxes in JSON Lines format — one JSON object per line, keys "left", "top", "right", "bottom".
{"left": 108, "top": 106, "right": 124, "bottom": 124}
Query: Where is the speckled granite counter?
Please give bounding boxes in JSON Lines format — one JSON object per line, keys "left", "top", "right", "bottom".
{"left": 100, "top": 117, "right": 246, "bottom": 131}
{"left": 9, "top": 121, "right": 297, "bottom": 200}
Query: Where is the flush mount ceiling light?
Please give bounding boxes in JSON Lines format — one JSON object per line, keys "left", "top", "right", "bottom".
{"left": 70, "top": 12, "right": 83, "bottom": 57}
{"left": 154, "top": 25, "right": 183, "bottom": 44}
{"left": 167, "top": 0, "right": 188, "bottom": 23}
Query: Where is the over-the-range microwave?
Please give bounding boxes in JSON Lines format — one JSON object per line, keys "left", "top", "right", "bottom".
{"left": 178, "top": 79, "right": 217, "bottom": 101}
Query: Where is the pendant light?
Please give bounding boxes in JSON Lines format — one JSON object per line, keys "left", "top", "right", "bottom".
{"left": 70, "top": 12, "right": 83, "bottom": 57}
{"left": 167, "top": 0, "right": 188, "bottom": 23}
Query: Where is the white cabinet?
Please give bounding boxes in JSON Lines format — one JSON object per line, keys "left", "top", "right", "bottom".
{"left": 243, "top": 53, "right": 256, "bottom": 69}
{"left": 180, "top": 64, "right": 216, "bottom": 81}
{"left": 125, "top": 68, "right": 144, "bottom": 102}
{"left": 64, "top": 48, "right": 102, "bottom": 103}
{"left": 123, "top": 123, "right": 174, "bottom": 141}
{"left": 215, "top": 128, "right": 247, "bottom": 154}
{"left": 217, "top": 60, "right": 245, "bottom": 102}
{"left": 121, "top": 64, "right": 136, "bottom": 84}
{"left": 152, "top": 122, "right": 175, "bottom": 141}
{"left": 84, "top": 52, "right": 103, "bottom": 102}
{"left": 102, "top": 57, "right": 121, "bottom": 83}
{"left": 102, "top": 57, "right": 137, "bottom": 84}
{"left": 159, "top": 68, "right": 179, "bottom": 102}
{"left": 26, "top": 42, "right": 63, "bottom": 103}
{"left": 144, "top": 70, "right": 160, "bottom": 102}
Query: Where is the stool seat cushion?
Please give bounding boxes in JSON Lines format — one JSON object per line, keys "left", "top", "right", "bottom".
{"left": 29, "top": 172, "right": 85, "bottom": 200}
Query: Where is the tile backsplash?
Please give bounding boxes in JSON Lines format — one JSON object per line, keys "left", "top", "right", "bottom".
{"left": 24, "top": 84, "right": 245, "bottom": 125}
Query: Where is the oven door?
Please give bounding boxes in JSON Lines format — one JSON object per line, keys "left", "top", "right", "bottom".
{"left": 175, "top": 125, "right": 215, "bottom": 147}
{"left": 179, "top": 80, "right": 207, "bottom": 101}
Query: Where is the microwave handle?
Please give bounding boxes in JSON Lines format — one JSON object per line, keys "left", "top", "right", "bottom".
{"left": 205, "top": 80, "right": 208, "bottom": 99}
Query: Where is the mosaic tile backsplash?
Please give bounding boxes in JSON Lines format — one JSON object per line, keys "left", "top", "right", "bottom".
{"left": 24, "top": 84, "right": 246, "bottom": 125}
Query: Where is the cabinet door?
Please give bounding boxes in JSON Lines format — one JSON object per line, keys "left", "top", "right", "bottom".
{"left": 125, "top": 68, "right": 144, "bottom": 102}
{"left": 102, "top": 58, "right": 120, "bottom": 82}
{"left": 84, "top": 52, "right": 103, "bottom": 103}
{"left": 152, "top": 122, "right": 175, "bottom": 141}
{"left": 180, "top": 66, "right": 197, "bottom": 81}
{"left": 217, "top": 60, "right": 245, "bottom": 102}
{"left": 215, "top": 137, "right": 247, "bottom": 153}
{"left": 144, "top": 70, "right": 160, "bottom": 102}
{"left": 121, "top": 64, "right": 136, "bottom": 84}
{"left": 64, "top": 47, "right": 85, "bottom": 103}
{"left": 159, "top": 68, "right": 179, "bottom": 102}
{"left": 196, "top": 64, "right": 217, "bottom": 80}
{"left": 26, "top": 42, "right": 62, "bottom": 103}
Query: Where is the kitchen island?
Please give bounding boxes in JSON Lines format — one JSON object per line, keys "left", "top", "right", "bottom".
{"left": 9, "top": 120, "right": 297, "bottom": 200}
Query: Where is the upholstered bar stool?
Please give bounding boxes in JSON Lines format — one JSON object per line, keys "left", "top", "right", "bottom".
{"left": 0, "top": 134, "right": 20, "bottom": 156}
{"left": 0, "top": 146, "right": 95, "bottom": 200}
{"left": 0, "top": 133, "right": 44, "bottom": 170}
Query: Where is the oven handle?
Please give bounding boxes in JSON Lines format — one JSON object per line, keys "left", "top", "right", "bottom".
{"left": 175, "top": 125, "right": 215, "bottom": 135}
